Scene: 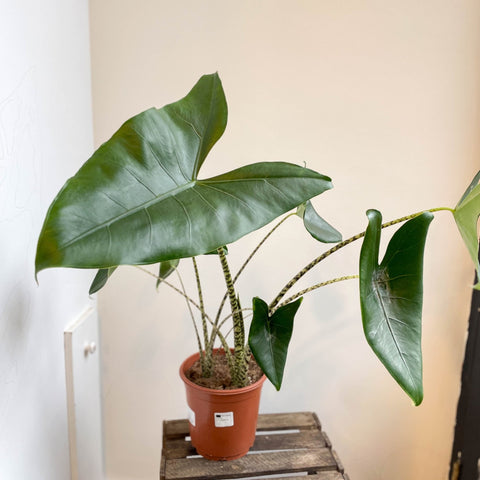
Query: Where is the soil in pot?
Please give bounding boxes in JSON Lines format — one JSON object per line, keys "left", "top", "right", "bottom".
{"left": 185, "top": 351, "right": 264, "bottom": 389}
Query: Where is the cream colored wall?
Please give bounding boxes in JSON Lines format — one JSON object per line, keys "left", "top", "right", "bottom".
{"left": 90, "top": 1, "right": 480, "bottom": 479}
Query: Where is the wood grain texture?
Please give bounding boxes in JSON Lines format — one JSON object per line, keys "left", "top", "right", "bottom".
{"left": 165, "top": 448, "right": 336, "bottom": 479}
{"left": 276, "top": 474, "right": 347, "bottom": 480}
{"left": 160, "top": 412, "right": 349, "bottom": 480}
{"left": 164, "top": 429, "right": 328, "bottom": 459}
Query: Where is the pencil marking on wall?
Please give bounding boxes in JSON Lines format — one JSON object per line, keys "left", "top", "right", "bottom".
{"left": 0, "top": 67, "right": 39, "bottom": 430}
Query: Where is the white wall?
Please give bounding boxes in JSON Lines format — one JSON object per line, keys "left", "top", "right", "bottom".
{"left": 90, "top": 1, "right": 480, "bottom": 479}
{"left": 0, "top": 1, "right": 94, "bottom": 479}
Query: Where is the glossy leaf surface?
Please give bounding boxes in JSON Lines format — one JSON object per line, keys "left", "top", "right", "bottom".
{"left": 249, "top": 296, "right": 302, "bottom": 390}
{"left": 297, "top": 200, "right": 342, "bottom": 243}
{"left": 454, "top": 171, "right": 480, "bottom": 289}
{"left": 35, "top": 73, "right": 332, "bottom": 274}
{"left": 359, "top": 210, "right": 433, "bottom": 405}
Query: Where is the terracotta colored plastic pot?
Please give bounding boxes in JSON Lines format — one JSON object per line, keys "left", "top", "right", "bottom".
{"left": 179, "top": 350, "right": 266, "bottom": 461}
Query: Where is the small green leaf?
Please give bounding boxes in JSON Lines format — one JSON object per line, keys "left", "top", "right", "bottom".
{"left": 89, "top": 267, "right": 117, "bottom": 295}
{"left": 454, "top": 171, "right": 480, "bottom": 289}
{"left": 359, "top": 210, "right": 433, "bottom": 406}
{"left": 156, "top": 259, "right": 180, "bottom": 288}
{"left": 298, "top": 201, "right": 342, "bottom": 243}
{"left": 248, "top": 296, "right": 302, "bottom": 390}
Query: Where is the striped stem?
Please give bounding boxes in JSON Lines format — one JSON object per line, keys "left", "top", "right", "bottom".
{"left": 192, "top": 257, "right": 212, "bottom": 376}
{"left": 274, "top": 275, "right": 359, "bottom": 312}
{"left": 174, "top": 270, "right": 204, "bottom": 361}
{"left": 217, "top": 246, "right": 248, "bottom": 387}
{"left": 213, "top": 213, "right": 295, "bottom": 332}
{"left": 269, "top": 208, "right": 452, "bottom": 310}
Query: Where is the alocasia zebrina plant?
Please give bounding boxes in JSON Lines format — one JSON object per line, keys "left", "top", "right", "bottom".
{"left": 35, "top": 72, "right": 480, "bottom": 404}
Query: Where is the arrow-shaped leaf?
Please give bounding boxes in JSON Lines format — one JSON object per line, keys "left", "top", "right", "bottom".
{"left": 453, "top": 171, "right": 480, "bottom": 289}
{"left": 248, "top": 296, "right": 302, "bottom": 390}
{"left": 35, "top": 73, "right": 333, "bottom": 275}
{"left": 359, "top": 210, "right": 433, "bottom": 406}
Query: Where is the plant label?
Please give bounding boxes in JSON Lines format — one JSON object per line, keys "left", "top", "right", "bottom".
{"left": 214, "top": 411, "right": 234, "bottom": 427}
{"left": 187, "top": 405, "right": 196, "bottom": 427}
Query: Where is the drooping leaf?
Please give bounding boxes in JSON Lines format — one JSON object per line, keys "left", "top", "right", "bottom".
{"left": 248, "top": 296, "right": 302, "bottom": 390}
{"left": 453, "top": 171, "right": 480, "bottom": 289}
{"left": 89, "top": 267, "right": 117, "bottom": 295}
{"left": 297, "top": 200, "right": 342, "bottom": 243}
{"left": 35, "top": 73, "right": 333, "bottom": 275}
{"left": 359, "top": 209, "right": 433, "bottom": 406}
{"left": 156, "top": 259, "right": 180, "bottom": 288}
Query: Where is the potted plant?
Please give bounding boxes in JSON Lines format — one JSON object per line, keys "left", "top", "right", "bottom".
{"left": 35, "top": 73, "right": 480, "bottom": 460}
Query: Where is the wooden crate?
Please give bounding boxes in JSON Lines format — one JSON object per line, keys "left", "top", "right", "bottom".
{"left": 160, "top": 411, "right": 350, "bottom": 480}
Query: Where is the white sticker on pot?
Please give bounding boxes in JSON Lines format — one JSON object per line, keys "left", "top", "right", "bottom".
{"left": 187, "top": 405, "right": 196, "bottom": 427}
{"left": 214, "top": 411, "right": 234, "bottom": 428}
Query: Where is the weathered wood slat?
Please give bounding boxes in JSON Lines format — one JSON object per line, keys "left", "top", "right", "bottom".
{"left": 163, "top": 419, "right": 189, "bottom": 439}
{"left": 332, "top": 449, "right": 345, "bottom": 473}
{"left": 256, "top": 411, "right": 320, "bottom": 431}
{"left": 267, "top": 473, "right": 346, "bottom": 480}
{"left": 253, "top": 429, "right": 327, "bottom": 451}
{"left": 163, "top": 429, "right": 328, "bottom": 459}
{"left": 164, "top": 448, "right": 337, "bottom": 480}
{"left": 161, "top": 439, "right": 195, "bottom": 459}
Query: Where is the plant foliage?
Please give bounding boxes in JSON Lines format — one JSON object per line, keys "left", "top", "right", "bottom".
{"left": 35, "top": 72, "right": 480, "bottom": 401}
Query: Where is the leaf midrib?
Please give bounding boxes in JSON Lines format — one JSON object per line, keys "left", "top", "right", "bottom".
{"left": 372, "top": 272, "right": 416, "bottom": 387}
{"left": 193, "top": 75, "right": 216, "bottom": 178}
{"left": 58, "top": 181, "right": 194, "bottom": 250}
{"left": 265, "top": 317, "right": 278, "bottom": 385}
{"left": 58, "top": 174, "right": 321, "bottom": 251}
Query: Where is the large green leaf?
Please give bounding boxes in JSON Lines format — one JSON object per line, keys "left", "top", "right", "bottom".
{"left": 35, "top": 73, "right": 333, "bottom": 275}
{"left": 248, "top": 296, "right": 302, "bottom": 390}
{"left": 359, "top": 210, "right": 433, "bottom": 406}
{"left": 453, "top": 171, "right": 480, "bottom": 289}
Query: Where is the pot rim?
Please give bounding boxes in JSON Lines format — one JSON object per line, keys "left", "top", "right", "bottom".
{"left": 179, "top": 350, "right": 266, "bottom": 395}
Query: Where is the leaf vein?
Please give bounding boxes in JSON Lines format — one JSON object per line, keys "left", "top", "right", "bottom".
{"left": 129, "top": 125, "right": 184, "bottom": 185}
{"left": 373, "top": 280, "right": 415, "bottom": 386}
{"left": 123, "top": 166, "right": 156, "bottom": 196}
{"left": 192, "top": 189, "right": 223, "bottom": 222}
{"left": 263, "top": 179, "right": 291, "bottom": 202}
{"left": 200, "top": 183, "right": 257, "bottom": 214}
{"left": 101, "top": 192, "right": 128, "bottom": 210}
{"left": 57, "top": 182, "right": 195, "bottom": 250}
{"left": 170, "top": 195, "right": 193, "bottom": 247}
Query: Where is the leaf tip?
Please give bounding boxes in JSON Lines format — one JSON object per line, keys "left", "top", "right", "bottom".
{"left": 366, "top": 208, "right": 381, "bottom": 220}
{"left": 412, "top": 391, "right": 423, "bottom": 406}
